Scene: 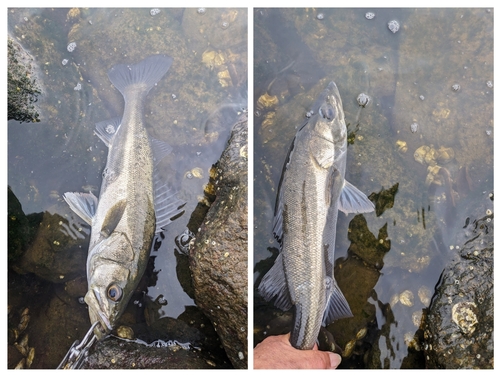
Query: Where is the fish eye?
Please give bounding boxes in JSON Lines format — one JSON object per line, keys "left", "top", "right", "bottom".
{"left": 107, "top": 284, "right": 123, "bottom": 302}
{"left": 320, "top": 104, "right": 336, "bottom": 121}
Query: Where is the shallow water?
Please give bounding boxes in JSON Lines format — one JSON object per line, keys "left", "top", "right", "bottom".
{"left": 253, "top": 8, "right": 493, "bottom": 369}
{"left": 8, "top": 7, "right": 246, "bottom": 368}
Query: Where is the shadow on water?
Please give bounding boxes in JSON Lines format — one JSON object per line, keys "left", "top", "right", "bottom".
{"left": 8, "top": 8, "right": 246, "bottom": 369}
{"left": 254, "top": 8, "right": 493, "bottom": 369}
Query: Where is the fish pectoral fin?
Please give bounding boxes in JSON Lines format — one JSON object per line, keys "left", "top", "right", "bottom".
{"left": 322, "top": 281, "right": 353, "bottom": 326}
{"left": 338, "top": 180, "right": 375, "bottom": 214}
{"left": 95, "top": 118, "right": 121, "bottom": 147}
{"left": 63, "top": 192, "right": 98, "bottom": 225}
{"left": 151, "top": 138, "right": 173, "bottom": 165}
{"left": 100, "top": 200, "right": 126, "bottom": 237}
{"left": 258, "top": 253, "right": 293, "bottom": 311}
{"left": 153, "top": 173, "right": 185, "bottom": 234}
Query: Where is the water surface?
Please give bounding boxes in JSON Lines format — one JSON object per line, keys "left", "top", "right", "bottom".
{"left": 8, "top": 7, "right": 247, "bottom": 368}
{"left": 253, "top": 8, "right": 493, "bottom": 369}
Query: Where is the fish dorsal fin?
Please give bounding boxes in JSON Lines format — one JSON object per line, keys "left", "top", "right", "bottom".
{"left": 95, "top": 118, "right": 122, "bottom": 147}
{"left": 153, "top": 173, "right": 185, "bottom": 234}
{"left": 100, "top": 200, "right": 126, "bottom": 237}
{"left": 63, "top": 192, "right": 98, "bottom": 225}
{"left": 151, "top": 138, "right": 173, "bottom": 165}
{"left": 107, "top": 54, "right": 173, "bottom": 97}
{"left": 322, "top": 277, "right": 353, "bottom": 326}
{"left": 338, "top": 180, "right": 375, "bottom": 214}
{"left": 258, "top": 253, "right": 293, "bottom": 311}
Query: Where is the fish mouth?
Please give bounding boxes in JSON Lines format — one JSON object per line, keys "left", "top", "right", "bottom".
{"left": 325, "top": 81, "right": 341, "bottom": 104}
{"left": 90, "top": 307, "right": 112, "bottom": 339}
{"left": 310, "top": 81, "right": 341, "bottom": 114}
{"left": 85, "top": 289, "right": 113, "bottom": 340}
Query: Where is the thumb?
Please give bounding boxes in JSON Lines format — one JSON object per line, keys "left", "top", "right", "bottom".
{"left": 326, "top": 352, "right": 342, "bottom": 369}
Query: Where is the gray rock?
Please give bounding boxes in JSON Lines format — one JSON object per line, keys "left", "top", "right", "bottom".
{"left": 189, "top": 113, "right": 248, "bottom": 369}
{"left": 7, "top": 36, "right": 41, "bottom": 123}
{"left": 423, "top": 193, "right": 493, "bottom": 369}
{"left": 83, "top": 336, "right": 226, "bottom": 369}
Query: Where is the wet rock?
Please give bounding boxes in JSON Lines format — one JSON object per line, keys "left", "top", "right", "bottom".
{"left": 369, "top": 183, "right": 399, "bottom": 217}
{"left": 329, "top": 215, "right": 391, "bottom": 353}
{"left": 423, "top": 193, "right": 493, "bottom": 369}
{"left": 8, "top": 186, "right": 35, "bottom": 263}
{"left": 7, "top": 274, "right": 90, "bottom": 369}
{"left": 347, "top": 215, "right": 391, "bottom": 267}
{"left": 7, "top": 37, "right": 41, "bottom": 123}
{"left": 83, "top": 336, "right": 226, "bottom": 369}
{"left": 11, "top": 210, "right": 88, "bottom": 283}
{"left": 145, "top": 317, "right": 204, "bottom": 345}
{"left": 9, "top": 186, "right": 88, "bottom": 283}
{"left": 189, "top": 113, "right": 248, "bottom": 369}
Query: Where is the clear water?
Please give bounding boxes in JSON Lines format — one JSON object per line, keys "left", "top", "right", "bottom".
{"left": 8, "top": 7, "right": 247, "bottom": 368}
{"left": 6, "top": 6, "right": 494, "bottom": 370}
{"left": 253, "top": 8, "right": 493, "bottom": 369}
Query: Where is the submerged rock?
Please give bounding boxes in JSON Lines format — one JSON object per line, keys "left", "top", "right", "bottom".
{"left": 11, "top": 210, "right": 87, "bottom": 283}
{"left": 189, "top": 113, "right": 248, "bottom": 369}
{"left": 8, "top": 186, "right": 88, "bottom": 283}
{"left": 8, "top": 186, "right": 34, "bottom": 263}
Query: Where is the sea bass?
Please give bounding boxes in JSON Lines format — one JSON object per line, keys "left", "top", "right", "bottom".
{"left": 258, "top": 81, "right": 375, "bottom": 350}
{"left": 64, "top": 55, "right": 184, "bottom": 339}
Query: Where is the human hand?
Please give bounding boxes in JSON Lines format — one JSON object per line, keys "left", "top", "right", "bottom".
{"left": 253, "top": 333, "right": 342, "bottom": 369}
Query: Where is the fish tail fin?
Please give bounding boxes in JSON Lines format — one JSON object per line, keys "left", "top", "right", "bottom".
{"left": 322, "top": 281, "right": 353, "bottom": 326}
{"left": 107, "top": 54, "right": 173, "bottom": 97}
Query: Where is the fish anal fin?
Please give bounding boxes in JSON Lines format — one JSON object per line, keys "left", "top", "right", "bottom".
{"left": 322, "top": 278, "right": 353, "bottom": 326}
{"left": 258, "top": 253, "right": 292, "bottom": 311}
{"left": 272, "top": 198, "right": 284, "bottom": 244}
{"left": 151, "top": 138, "right": 173, "bottom": 165}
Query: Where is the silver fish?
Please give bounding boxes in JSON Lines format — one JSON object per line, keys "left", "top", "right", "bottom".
{"left": 64, "top": 55, "right": 184, "bottom": 339}
{"left": 258, "top": 81, "right": 375, "bottom": 350}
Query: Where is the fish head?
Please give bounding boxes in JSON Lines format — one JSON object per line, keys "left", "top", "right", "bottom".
{"left": 315, "top": 81, "right": 346, "bottom": 143}
{"left": 308, "top": 81, "right": 347, "bottom": 168}
{"left": 85, "top": 232, "right": 137, "bottom": 340}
